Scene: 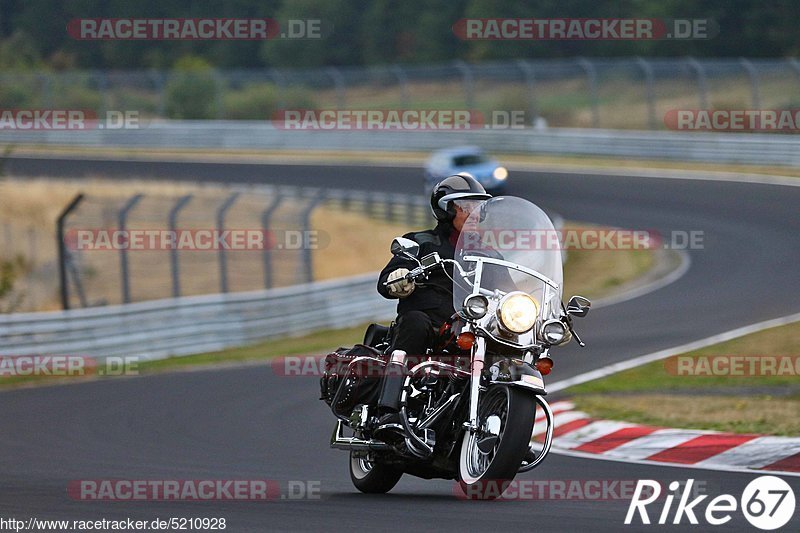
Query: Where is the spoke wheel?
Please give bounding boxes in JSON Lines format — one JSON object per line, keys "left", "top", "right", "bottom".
{"left": 458, "top": 386, "right": 536, "bottom": 500}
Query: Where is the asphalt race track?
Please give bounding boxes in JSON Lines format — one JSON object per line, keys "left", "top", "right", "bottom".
{"left": 2, "top": 156, "right": 799, "bottom": 532}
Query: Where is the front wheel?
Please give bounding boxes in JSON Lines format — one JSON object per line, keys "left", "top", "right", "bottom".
{"left": 349, "top": 452, "right": 403, "bottom": 494}
{"left": 458, "top": 385, "right": 537, "bottom": 500}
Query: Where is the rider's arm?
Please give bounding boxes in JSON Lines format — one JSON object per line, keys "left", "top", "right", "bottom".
{"left": 377, "top": 253, "right": 418, "bottom": 299}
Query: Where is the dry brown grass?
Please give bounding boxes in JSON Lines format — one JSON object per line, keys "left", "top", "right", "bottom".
{"left": 0, "top": 178, "right": 658, "bottom": 312}
{"left": 561, "top": 222, "right": 654, "bottom": 300}
{"left": 311, "top": 205, "right": 422, "bottom": 280}
{"left": 311, "top": 74, "right": 800, "bottom": 130}
{"left": 0, "top": 178, "right": 422, "bottom": 311}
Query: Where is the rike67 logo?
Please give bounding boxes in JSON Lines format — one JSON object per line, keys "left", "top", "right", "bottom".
{"left": 626, "top": 476, "right": 795, "bottom": 530}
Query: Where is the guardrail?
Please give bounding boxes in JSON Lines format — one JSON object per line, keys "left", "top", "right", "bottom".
{"left": 2, "top": 211, "right": 565, "bottom": 361}
{"left": 3, "top": 58, "right": 797, "bottom": 130}
{"left": 2, "top": 122, "right": 798, "bottom": 166}
{"left": 0, "top": 273, "right": 395, "bottom": 361}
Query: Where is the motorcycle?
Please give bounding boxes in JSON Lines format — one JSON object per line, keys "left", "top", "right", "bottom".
{"left": 319, "top": 196, "right": 591, "bottom": 499}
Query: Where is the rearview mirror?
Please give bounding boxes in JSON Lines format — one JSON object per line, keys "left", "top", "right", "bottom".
{"left": 566, "top": 295, "right": 591, "bottom": 317}
{"left": 390, "top": 237, "right": 420, "bottom": 259}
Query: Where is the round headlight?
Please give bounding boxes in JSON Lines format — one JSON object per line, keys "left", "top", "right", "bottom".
{"left": 498, "top": 292, "right": 538, "bottom": 334}
{"left": 463, "top": 294, "right": 489, "bottom": 319}
{"left": 541, "top": 319, "right": 567, "bottom": 345}
{"left": 492, "top": 166, "right": 508, "bottom": 180}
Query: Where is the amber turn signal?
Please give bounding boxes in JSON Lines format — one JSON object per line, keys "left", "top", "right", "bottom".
{"left": 456, "top": 331, "right": 476, "bottom": 350}
{"left": 535, "top": 357, "right": 553, "bottom": 375}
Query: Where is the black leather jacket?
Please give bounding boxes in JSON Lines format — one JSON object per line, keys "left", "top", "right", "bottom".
{"left": 377, "top": 222, "right": 457, "bottom": 325}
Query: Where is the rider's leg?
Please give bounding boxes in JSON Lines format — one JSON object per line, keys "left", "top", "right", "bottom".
{"left": 376, "top": 310, "right": 433, "bottom": 412}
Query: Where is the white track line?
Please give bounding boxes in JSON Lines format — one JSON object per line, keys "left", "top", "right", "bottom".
{"left": 547, "top": 448, "right": 800, "bottom": 478}
{"left": 548, "top": 311, "right": 800, "bottom": 393}
{"left": 589, "top": 250, "right": 690, "bottom": 309}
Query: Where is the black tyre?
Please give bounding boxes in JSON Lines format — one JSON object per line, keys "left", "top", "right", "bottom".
{"left": 458, "top": 385, "right": 537, "bottom": 500}
{"left": 349, "top": 452, "right": 403, "bottom": 494}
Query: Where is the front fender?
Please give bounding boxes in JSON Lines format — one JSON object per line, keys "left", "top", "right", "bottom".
{"left": 489, "top": 362, "right": 547, "bottom": 395}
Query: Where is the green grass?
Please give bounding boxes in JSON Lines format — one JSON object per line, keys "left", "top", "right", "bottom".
{"left": 569, "top": 321, "right": 800, "bottom": 395}
{"left": 568, "top": 320, "right": 800, "bottom": 436}
{"left": 138, "top": 324, "right": 367, "bottom": 373}
{"left": 573, "top": 394, "right": 800, "bottom": 436}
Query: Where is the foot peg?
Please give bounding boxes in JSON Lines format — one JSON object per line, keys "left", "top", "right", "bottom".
{"left": 419, "top": 428, "right": 436, "bottom": 449}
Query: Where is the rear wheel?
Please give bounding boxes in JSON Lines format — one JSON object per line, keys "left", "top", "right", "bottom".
{"left": 349, "top": 452, "right": 403, "bottom": 494}
{"left": 458, "top": 385, "right": 537, "bottom": 500}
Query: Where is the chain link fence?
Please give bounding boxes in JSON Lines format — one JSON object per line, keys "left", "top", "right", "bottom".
{"left": 45, "top": 187, "right": 430, "bottom": 309}
{"left": 2, "top": 58, "right": 797, "bottom": 130}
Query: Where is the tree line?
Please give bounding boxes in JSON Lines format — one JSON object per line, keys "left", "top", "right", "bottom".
{"left": 0, "top": 0, "right": 797, "bottom": 70}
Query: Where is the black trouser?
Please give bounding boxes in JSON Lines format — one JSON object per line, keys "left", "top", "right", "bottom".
{"left": 377, "top": 310, "right": 439, "bottom": 411}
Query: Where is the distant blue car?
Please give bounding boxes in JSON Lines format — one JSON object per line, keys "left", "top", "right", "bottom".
{"left": 424, "top": 146, "right": 508, "bottom": 195}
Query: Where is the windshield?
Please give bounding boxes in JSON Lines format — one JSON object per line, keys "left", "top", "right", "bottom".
{"left": 453, "top": 196, "right": 563, "bottom": 322}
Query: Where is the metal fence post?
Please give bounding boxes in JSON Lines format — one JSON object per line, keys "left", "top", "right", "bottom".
{"left": 270, "top": 68, "right": 287, "bottom": 109}
{"left": 168, "top": 194, "right": 193, "bottom": 298}
{"left": 391, "top": 64, "right": 410, "bottom": 108}
{"left": 56, "top": 194, "right": 84, "bottom": 310}
{"left": 38, "top": 73, "right": 53, "bottom": 108}
{"left": 384, "top": 193, "right": 395, "bottom": 222}
{"left": 790, "top": 58, "right": 800, "bottom": 79}
{"left": 97, "top": 70, "right": 111, "bottom": 117}
{"left": 406, "top": 195, "right": 419, "bottom": 226}
{"left": 576, "top": 58, "right": 599, "bottom": 128}
{"left": 365, "top": 190, "right": 376, "bottom": 218}
{"left": 213, "top": 69, "right": 224, "bottom": 119}
{"left": 151, "top": 70, "right": 166, "bottom": 118}
{"left": 635, "top": 57, "right": 657, "bottom": 130}
{"left": 217, "top": 192, "right": 240, "bottom": 294}
{"left": 454, "top": 60, "right": 475, "bottom": 109}
{"left": 516, "top": 59, "right": 538, "bottom": 125}
{"left": 118, "top": 194, "right": 143, "bottom": 304}
{"left": 260, "top": 194, "right": 284, "bottom": 289}
{"left": 27, "top": 226, "right": 37, "bottom": 267}
{"left": 300, "top": 190, "right": 327, "bottom": 284}
{"left": 327, "top": 67, "right": 347, "bottom": 110}
{"left": 687, "top": 57, "right": 709, "bottom": 110}
{"left": 739, "top": 58, "right": 761, "bottom": 109}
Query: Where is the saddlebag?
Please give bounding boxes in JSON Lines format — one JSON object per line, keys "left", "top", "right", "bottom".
{"left": 320, "top": 344, "right": 387, "bottom": 418}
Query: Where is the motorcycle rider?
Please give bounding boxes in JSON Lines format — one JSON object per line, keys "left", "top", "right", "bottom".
{"left": 375, "top": 173, "right": 491, "bottom": 425}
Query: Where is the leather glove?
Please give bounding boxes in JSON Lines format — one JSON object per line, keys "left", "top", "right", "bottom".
{"left": 386, "top": 268, "right": 415, "bottom": 298}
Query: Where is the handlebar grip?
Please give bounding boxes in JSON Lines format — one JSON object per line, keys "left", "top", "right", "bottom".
{"left": 382, "top": 268, "right": 422, "bottom": 287}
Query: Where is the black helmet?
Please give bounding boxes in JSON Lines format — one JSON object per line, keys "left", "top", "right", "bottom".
{"left": 430, "top": 172, "right": 492, "bottom": 221}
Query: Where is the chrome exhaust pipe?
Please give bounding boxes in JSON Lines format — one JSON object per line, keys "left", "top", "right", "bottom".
{"left": 330, "top": 420, "right": 392, "bottom": 451}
